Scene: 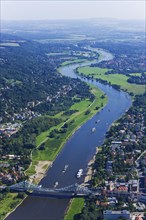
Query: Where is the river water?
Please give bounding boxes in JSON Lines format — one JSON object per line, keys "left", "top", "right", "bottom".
{"left": 6, "top": 49, "right": 132, "bottom": 220}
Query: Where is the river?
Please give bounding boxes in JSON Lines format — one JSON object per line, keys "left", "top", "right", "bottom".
{"left": 6, "top": 49, "right": 132, "bottom": 220}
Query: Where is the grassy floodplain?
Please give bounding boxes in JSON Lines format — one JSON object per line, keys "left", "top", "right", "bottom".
{"left": 26, "top": 85, "right": 107, "bottom": 176}
{"left": 0, "top": 43, "right": 20, "bottom": 47}
{"left": 77, "top": 66, "right": 145, "bottom": 95}
{"left": 64, "top": 198, "right": 84, "bottom": 220}
{"left": 60, "top": 59, "right": 86, "bottom": 67}
{"left": 0, "top": 83, "right": 107, "bottom": 219}
{"left": 0, "top": 193, "right": 22, "bottom": 220}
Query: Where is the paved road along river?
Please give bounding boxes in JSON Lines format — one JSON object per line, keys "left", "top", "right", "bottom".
{"left": 6, "top": 49, "right": 132, "bottom": 220}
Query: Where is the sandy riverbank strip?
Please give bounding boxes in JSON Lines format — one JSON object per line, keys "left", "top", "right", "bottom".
{"left": 29, "top": 160, "right": 52, "bottom": 183}
{"left": 84, "top": 147, "right": 99, "bottom": 185}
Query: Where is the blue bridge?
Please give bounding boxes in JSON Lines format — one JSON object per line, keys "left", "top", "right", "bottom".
{"left": 9, "top": 181, "right": 100, "bottom": 197}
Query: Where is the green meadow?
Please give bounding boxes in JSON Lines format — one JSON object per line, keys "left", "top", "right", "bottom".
{"left": 60, "top": 59, "right": 85, "bottom": 67}
{"left": 77, "top": 66, "right": 145, "bottom": 95}
{"left": 0, "top": 43, "right": 20, "bottom": 47}
{"left": 0, "top": 193, "right": 22, "bottom": 220}
{"left": 26, "top": 85, "right": 107, "bottom": 176}
{"left": 64, "top": 198, "right": 84, "bottom": 220}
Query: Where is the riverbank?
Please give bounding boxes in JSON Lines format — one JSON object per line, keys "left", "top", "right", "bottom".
{"left": 29, "top": 161, "right": 52, "bottom": 184}
{"left": 1, "top": 84, "right": 107, "bottom": 220}
{"left": 84, "top": 147, "right": 100, "bottom": 185}
{"left": 2, "top": 161, "right": 52, "bottom": 220}
{"left": 64, "top": 198, "right": 84, "bottom": 220}
{"left": 64, "top": 147, "right": 100, "bottom": 220}
{"left": 77, "top": 66, "right": 145, "bottom": 95}
{"left": 4, "top": 48, "right": 132, "bottom": 220}
{"left": 60, "top": 59, "right": 86, "bottom": 67}
{"left": 26, "top": 83, "right": 107, "bottom": 178}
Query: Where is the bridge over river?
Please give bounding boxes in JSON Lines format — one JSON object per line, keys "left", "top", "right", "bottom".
{"left": 9, "top": 181, "right": 100, "bottom": 198}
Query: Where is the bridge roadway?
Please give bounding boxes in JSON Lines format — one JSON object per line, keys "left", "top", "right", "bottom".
{"left": 9, "top": 181, "right": 100, "bottom": 197}
{"left": 9, "top": 181, "right": 146, "bottom": 199}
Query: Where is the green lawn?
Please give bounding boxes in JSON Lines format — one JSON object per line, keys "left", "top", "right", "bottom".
{"left": 78, "top": 66, "right": 145, "bottom": 95}
{"left": 64, "top": 198, "right": 84, "bottom": 220}
{"left": 35, "top": 86, "right": 106, "bottom": 162}
{"left": 0, "top": 43, "right": 20, "bottom": 47}
{"left": 26, "top": 85, "right": 107, "bottom": 175}
{"left": 61, "top": 59, "right": 85, "bottom": 67}
{"left": 0, "top": 193, "right": 22, "bottom": 220}
{"left": 130, "top": 73, "right": 141, "bottom": 76}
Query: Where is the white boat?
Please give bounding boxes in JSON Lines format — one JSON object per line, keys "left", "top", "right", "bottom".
{"left": 92, "top": 127, "right": 96, "bottom": 132}
{"left": 62, "top": 165, "right": 68, "bottom": 173}
{"left": 54, "top": 181, "right": 58, "bottom": 188}
{"left": 76, "top": 169, "right": 83, "bottom": 178}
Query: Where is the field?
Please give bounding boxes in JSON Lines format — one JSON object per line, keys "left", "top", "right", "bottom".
{"left": 64, "top": 198, "right": 84, "bottom": 220}
{"left": 60, "top": 59, "right": 86, "bottom": 67}
{"left": 26, "top": 85, "right": 107, "bottom": 176}
{"left": 3, "top": 84, "right": 106, "bottom": 219}
{"left": 0, "top": 43, "right": 20, "bottom": 47}
{"left": 77, "top": 66, "right": 145, "bottom": 95}
{"left": 0, "top": 193, "right": 22, "bottom": 220}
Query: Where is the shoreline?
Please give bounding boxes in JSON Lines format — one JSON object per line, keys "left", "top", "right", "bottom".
{"left": 83, "top": 147, "right": 99, "bottom": 185}
{"left": 3, "top": 49, "right": 113, "bottom": 220}
{"left": 4, "top": 85, "right": 107, "bottom": 220}
{"left": 29, "top": 160, "right": 52, "bottom": 184}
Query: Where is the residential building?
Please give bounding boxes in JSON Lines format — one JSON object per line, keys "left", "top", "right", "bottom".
{"left": 103, "top": 210, "right": 130, "bottom": 220}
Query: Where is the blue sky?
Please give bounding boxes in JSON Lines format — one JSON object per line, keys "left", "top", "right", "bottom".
{"left": 1, "top": 0, "right": 145, "bottom": 21}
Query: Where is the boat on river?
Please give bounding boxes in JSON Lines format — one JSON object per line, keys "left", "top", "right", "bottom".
{"left": 7, "top": 48, "right": 132, "bottom": 220}
{"left": 62, "top": 165, "right": 68, "bottom": 173}
{"left": 76, "top": 169, "right": 83, "bottom": 178}
{"left": 95, "top": 120, "right": 100, "bottom": 124}
{"left": 54, "top": 182, "right": 58, "bottom": 188}
{"left": 92, "top": 127, "right": 96, "bottom": 132}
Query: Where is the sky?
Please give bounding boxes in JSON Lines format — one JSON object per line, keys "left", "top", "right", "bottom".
{"left": 1, "top": 0, "right": 145, "bottom": 21}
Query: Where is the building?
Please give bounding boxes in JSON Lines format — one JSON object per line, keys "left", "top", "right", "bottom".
{"left": 137, "top": 194, "right": 146, "bottom": 204}
{"left": 129, "top": 179, "right": 139, "bottom": 192}
{"left": 118, "top": 186, "right": 128, "bottom": 192}
{"left": 103, "top": 210, "right": 130, "bottom": 220}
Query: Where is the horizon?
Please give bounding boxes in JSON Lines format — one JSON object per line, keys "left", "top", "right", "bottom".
{"left": 1, "top": 17, "right": 145, "bottom": 22}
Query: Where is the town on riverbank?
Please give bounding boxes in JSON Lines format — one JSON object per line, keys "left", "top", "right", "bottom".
{"left": 68, "top": 92, "right": 146, "bottom": 220}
